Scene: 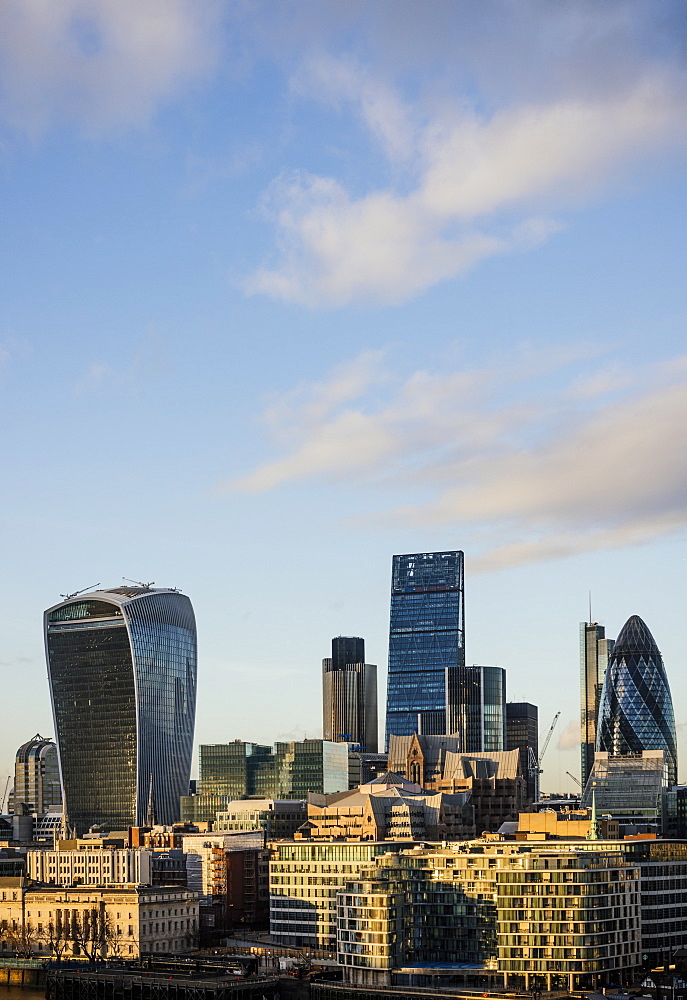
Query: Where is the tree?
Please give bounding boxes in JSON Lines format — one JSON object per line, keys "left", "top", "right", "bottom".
{"left": 5, "top": 919, "right": 38, "bottom": 958}
{"left": 38, "top": 913, "right": 74, "bottom": 963}
{"left": 72, "top": 906, "right": 107, "bottom": 963}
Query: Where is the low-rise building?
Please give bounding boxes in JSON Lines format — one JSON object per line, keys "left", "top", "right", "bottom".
{"left": 298, "top": 772, "right": 473, "bottom": 841}
{"left": 0, "top": 879, "right": 198, "bottom": 958}
{"left": 269, "top": 840, "right": 424, "bottom": 949}
{"left": 181, "top": 830, "right": 265, "bottom": 934}
{"left": 215, "top": 800, "right": 306, "bottom": 839}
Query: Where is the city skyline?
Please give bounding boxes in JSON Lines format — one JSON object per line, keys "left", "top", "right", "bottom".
{"left": 0, "top": 3, "right": 686, "bottom": 794}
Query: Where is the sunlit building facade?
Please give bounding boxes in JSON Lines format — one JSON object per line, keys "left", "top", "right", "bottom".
{"left": 322, "top": 636, "right": 378, "bottom": 753}
{"left": 12, "top": 734, "right": 62, "bottom": 815}
{"left": 596, "top": 615, "right": 677, "bottom": 787}
{"left": 580, "top": 623, "right": 614, "bottom": 790}
{"left": 45, "top": 587, "right": 197, "bottom": 835}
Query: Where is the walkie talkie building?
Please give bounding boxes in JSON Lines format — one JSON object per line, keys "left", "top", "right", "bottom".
{"left": 45, "top": 586, "right": 197, "bottom": 835}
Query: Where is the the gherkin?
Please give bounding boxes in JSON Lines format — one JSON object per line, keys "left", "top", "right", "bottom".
{"left": 596, "top": 615, "right": 677, "bottom": 786}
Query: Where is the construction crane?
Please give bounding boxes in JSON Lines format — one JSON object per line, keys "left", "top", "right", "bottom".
{"left": 539, "top": 711, "right": 560, "bottom": 768}
{"left": 566, "top": 771, "right": 582, "bottom": 789}
{"left": 1, "top": 775, "right": 11, "bottom": 814}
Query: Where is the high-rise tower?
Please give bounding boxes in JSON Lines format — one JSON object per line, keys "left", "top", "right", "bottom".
{"left": 11, "top": 734, "right": 62, "bottom": 815}
{"left": 596, "top": 615, "right": 677, "bottom": 787}
{"left": 45, "top": 586, "right": 197, "bottom": 835}
{"left": 322, "top": 637, "right": 378, "bottom": 753}
{"left": 580, "top": 622, "right": 614, "bottom": 789}
{"left": 385, "top": 551, "right": 464, "bottom": 745}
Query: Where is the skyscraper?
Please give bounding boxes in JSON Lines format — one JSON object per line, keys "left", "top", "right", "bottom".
{"left": 596, "top": 614, "right": 677, "bottom": 787}
{"left": 506, "top": 702, "right": 539, "bottom": 802}
{"left": 449, "top": 665, "right": 506, "bottom": 753}
{"left": 580, "top": 622, "right": 614, "bottom": 789}
{"left": 322, "top": 636, "right": 378, "bottom": 752}
{"left": 45, "top": 586, "right": 197, "bottom": 835}
{"left": 385, "top": 551, "right": 464, "bottom": 745}
{"left": 11, "top": 734, "right": 62, "bottom": 815}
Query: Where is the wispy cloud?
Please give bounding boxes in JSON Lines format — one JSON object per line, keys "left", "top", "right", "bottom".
{"left": 245, "top": 4, "right": 687, "bottom": 306}
{"left": 0, "top": 0, "right": 221, "bottom": 134}
{"left": 74, "top": 330, "right": 168, "bottom": 395}
{"left": 229, "top": 348, "right": 687, "bottom": 571}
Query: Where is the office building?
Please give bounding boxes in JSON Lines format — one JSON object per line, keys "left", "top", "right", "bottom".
{"left": 180, "top": 742, "right": 273, "bottom": 824}
{"left": 388, "top": 737, "right": 526, "bottom": 832}
{"left": 506, "top": 702, "right": 538, "bottom": 802}
{"left": 580, "top": 622, "right": 614, "bottom": 789}
{"left": 322, "top": 636, "right": 378, "bottom": 753}
{"left": 11, "top": 734, "right": 61, "bottom": 816}
{"left": 181, "top": 739, "right": 349, "bottom": 824}
{"left": 181, "top": 830, "right": 265, "bottom": 932}
{"left": 596, "top": 615, "right": 677, "bottom": 786}
{"left": 45, "top": 586, "right": 197, "bottom": 835}
{"left": 452, "top": 665, "right": 506, "bottom": 752}
{"left": 385, "top": 551, "right": 464, "bottom": 744}
{"left": 581, "top": 750, "right": 667, "bottom": 832}
{"left": 336, "top": 842, "right": 641, "bottom": 992}
{"left": 0, "top": 881, "right": 198, "bottom": 958}
{"left": 297, "top": 771, "right": 474, "bottom": 841}
{"left": 215, "top": 799, "right": 307, "bottom": 839}
{"left": 269, "top": 840, "right": 422, "bottom": 948}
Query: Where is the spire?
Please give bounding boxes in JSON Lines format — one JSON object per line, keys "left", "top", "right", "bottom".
{"left": 587, "top": 789, "right": 599, "bottom": 840}
{"left": 146, "top": 773, "right": 157, "bottom": 827}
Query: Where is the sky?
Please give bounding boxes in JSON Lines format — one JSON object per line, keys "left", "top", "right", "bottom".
{"left": 1, "top": 0, "right": 686, "bottom": 796}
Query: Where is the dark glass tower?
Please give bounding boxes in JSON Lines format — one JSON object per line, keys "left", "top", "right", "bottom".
{"left": 385, "top": 551, "right": 464, "bottom": 745}
{"left": 596, "top": 615, "right": 677, "bottom": 787}
{"left": 506, "top": 702, "right": 539, "bottom": 802}
{"left": 45, "top": 586, "right": 197, "bottom": 835}
{"left": 322, "top": 637, "right": 378, "bottom": 752}
{"left": 580, "top": 623, "right": 614, "bottom": 789}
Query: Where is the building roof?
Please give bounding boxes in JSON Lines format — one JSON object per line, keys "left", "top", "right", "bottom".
{"left": 614, "top": 614, "right": 659, "bottom": 655}
{"left": 443, "top": 749, "right": 521, "bottom": 781}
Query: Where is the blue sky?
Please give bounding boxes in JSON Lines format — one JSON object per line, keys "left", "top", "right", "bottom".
{"left": 1, "top": 1, "right": 686, "bottom": 794}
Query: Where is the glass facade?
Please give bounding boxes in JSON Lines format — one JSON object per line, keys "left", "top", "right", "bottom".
{"left": 13, "top": 734, "right": 62, "bottom": 814}
{"left": 506, "top": 702, "right": 538, "bottom": 802}
{"left": 385, "top": 551, "right": 464, "bottom": 745}
{"left": 45, "top": 587, "right": 197, "bottom": 835}
{"left": 580, "top": 623, "right": 614, "bottom": 790}
{"left": 596, "top": 615, "right": 677, "bottom": 787}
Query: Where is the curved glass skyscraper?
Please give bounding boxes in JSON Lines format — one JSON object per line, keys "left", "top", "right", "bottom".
{"left": 596, "top": 614, "right": 677, "bottom": 786}
{"left": 45, "top": 586, "right": 197, "bottom": 835}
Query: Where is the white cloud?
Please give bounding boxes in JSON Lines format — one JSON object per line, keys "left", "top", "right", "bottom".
{"left": 557, "top": 719, "right": 579, "bottom": 753}
{"left": 0, "top": 0, "right": 221, "bottom": 133}
{"left": 230, "top": 348, "right": 687, "bottom": 571}
{"left": 247, "top": 50, "right": 686, "bottom": 305}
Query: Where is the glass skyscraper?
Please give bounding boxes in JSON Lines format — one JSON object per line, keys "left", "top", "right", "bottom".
{"left": 45, "top": 586, "right": 197, "bottom": 835}
{"left": 385, "top": 551, "right": 464, "bottom": 745}
{"left": 596, "top": 614, "right": 677, "bottom": 787}
{"left": 580, "top": 622, "right": 614, "bottom": 790}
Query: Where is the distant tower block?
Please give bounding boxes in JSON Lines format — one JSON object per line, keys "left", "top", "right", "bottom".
{"left": 580, "top": 622, "right": 614, "bottom": 789}
{"left": 322, "top": 637, "right": 378, "bottom": 753}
